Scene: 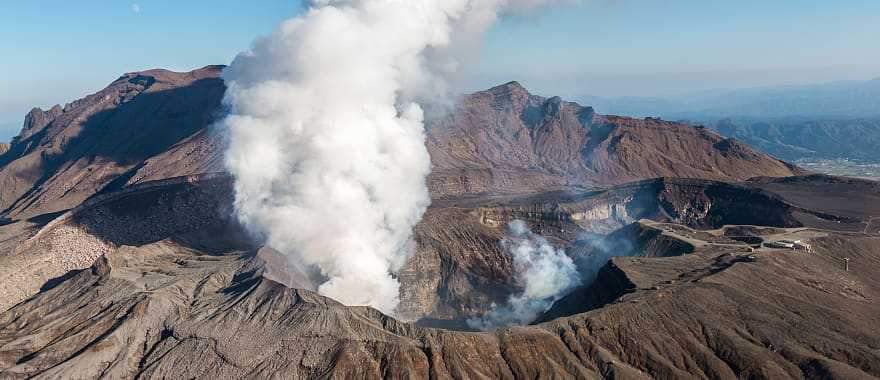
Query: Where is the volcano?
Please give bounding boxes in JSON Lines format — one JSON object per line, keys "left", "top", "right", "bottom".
{"left": 0, "top": 67, "right": 877, "bottom": 379}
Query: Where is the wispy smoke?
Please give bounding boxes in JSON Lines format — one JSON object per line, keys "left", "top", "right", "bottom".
{"left": 572, "top": 231, "right": 635, "bottom": 286}
{"left": 468, "top": 220, "right": 581, "bottom": 330}
{"left": 222, "top": 1, "right": 577, "bottom": 314}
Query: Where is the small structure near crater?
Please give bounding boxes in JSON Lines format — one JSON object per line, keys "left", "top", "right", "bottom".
{"left": 764, "top": 239, "right": 813, "bottom": 252}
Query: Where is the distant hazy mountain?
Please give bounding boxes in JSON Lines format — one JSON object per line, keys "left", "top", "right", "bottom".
{"left": 579, "top": 78, "right": 880, "bottom": 164}
{"left": 580, "top": 78, "right": 880, "bottom": 119}
{"left": 704, "top": 118, "right": 880, "bottom": 162}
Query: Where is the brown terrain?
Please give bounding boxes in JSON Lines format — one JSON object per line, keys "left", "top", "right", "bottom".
{"left": 426, "top": 82, "right": 803, "bottom": 197}
{"left": 0, "top": 67, "right": 877, "bottom": 379}
{"left": 0, "top": 68, "right": 802, "bottom": 221}
{"left": 0, "top": 66, "right": 226, "bottom": 221}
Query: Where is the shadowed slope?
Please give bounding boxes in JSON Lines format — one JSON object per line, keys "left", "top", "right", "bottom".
{"left": 0, "top": 66, "right": 226, "bottom": 220}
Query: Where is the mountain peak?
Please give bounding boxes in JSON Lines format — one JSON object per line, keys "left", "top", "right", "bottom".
{"left": 485, "top": 81, "right": 530, "bottom": 96}
{"left": 122, "top": 65, "right": 224, "bottom": 77}
{"left": 112, "top": 65, "right": 225, "bottom": 90}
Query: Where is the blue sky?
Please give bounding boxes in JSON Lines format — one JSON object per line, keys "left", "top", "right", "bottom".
{"left": 1, "top": 0, "right": 879, "bottom": 137}
{"left": 472, "top": 0, "right": 880, "bottom": 97}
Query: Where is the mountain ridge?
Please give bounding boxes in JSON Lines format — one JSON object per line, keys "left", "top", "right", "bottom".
{"left": 427, "top": 79, "right": 803, "bottom": 197}
{"left": 0, "top": 66, "right": 803, "bottom": 220}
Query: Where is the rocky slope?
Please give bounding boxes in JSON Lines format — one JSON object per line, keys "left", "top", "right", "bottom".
{"left": 426, "top": 82, "right": 803, "bottom": 197}
{"left": 0, "top": 66, "right": 226, "bottom": 220}
{"left": 0, "top": 69, "right": 802, "bottom": 221}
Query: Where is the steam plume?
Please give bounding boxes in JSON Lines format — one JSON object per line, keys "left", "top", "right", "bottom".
{"left": 222, "top": 0, "right": 574, "bottom": 314}
{"left": 468, "top": 220, "right": 581, "bottom": 330}
{"left": 573, "top": 231, "right": 635, "bottom": 286}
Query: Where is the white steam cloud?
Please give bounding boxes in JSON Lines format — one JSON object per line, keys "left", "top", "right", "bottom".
{"left": 468, "top": 220, "right": 581, "bottom": 330}
{"left": 222, "top": 0, "right": 576, "bottom": 314}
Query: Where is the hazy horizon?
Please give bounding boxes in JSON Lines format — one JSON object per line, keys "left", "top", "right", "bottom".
{"left": 2, "top": 0, "right": 879, "bottom": 137}
{"left": 3, "top": 71, "right": 879, "bottom": 142}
